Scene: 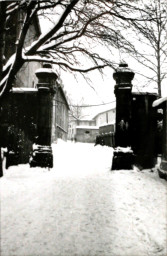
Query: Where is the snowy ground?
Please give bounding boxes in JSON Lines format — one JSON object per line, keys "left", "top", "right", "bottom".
{"left": 0, "top": 140, "right": 167, "bottom": 256}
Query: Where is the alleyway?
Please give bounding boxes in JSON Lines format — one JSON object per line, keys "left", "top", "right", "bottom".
{"left": 0, "top": 141, "right": 167, "bottom": 256}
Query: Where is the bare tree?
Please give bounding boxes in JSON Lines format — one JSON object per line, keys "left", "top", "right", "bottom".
{"left": 0, "top": 0, "right": 157, "bottom": 99}
{"left": 69, "top": 97, "right": 86, "bottom": 122}
{"left": 114, "top": 0, "right": 167, "bottom": 96}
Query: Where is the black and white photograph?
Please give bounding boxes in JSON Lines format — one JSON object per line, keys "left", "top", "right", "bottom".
{"left": 0, "top": 1, "right": 167, "bottom": 255}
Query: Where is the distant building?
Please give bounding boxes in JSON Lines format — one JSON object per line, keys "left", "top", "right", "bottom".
{"left": 93, "top": 108, "right": 116, "bottom": 128}
{"left": 77, "top": 120, "right": 96, "bottom": 126}
{"left": 68, "top": 118, "right": 97, "bottom": 142}
{"left": 68, "top": 118, "right": 77, "bottom": 141}
{"left": 75, "top": 126, "right": 99, "bottom": 143}
{"left": 68, "top": 107, "right": 116, "bottom": 143}
{"left": 74, "top": 119, "right": 97, "bottom": 143}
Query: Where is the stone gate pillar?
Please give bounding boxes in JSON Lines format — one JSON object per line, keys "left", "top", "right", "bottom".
{"left": 30, "top": 64, "right": 57, "bottom": 168}
{"left": 111, "top": 63, "right": 134, "bottom": 170}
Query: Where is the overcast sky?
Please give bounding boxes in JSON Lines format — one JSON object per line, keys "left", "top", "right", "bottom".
{"left": 39, "top": 8, "right": 167, "bottom": 116}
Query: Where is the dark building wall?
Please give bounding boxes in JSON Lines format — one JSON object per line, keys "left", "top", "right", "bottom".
{"left": 131, "top": 94, "right": 157, "bottom": 168}
{"left": 96, "top": 124, "right": 115, "bottom": 147}
{"left": 99, "top": 124, "right": 115, "bottom": 134}
{"left": 0, "top": 6, "right": 42, "bottom": 167}
{"left": 0, "top": 91, "right": 38, "bottom": 167}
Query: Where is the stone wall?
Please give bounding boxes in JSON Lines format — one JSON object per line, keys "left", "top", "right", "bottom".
{"left": 131, "top": 93, "right": 157, "bottom": 169}
{"left": 76, "top": 127, "right": 99, "bottom": 143}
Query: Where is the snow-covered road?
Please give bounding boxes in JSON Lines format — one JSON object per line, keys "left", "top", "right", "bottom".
{"left": 0, "top": 141, "right": 167, "bottom": 256}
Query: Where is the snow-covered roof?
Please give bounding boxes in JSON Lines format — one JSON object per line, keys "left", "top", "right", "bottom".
{"left": 76, "top": 126, "right": 99, "bottom": 130}
{"left": 114, "top": 146, "right": 133, "bottom": 153}
{"left": 93, "top": 106, "right": 116, "bottom": 119}
{"left": 152, "top": 97, "right": 167, "bottom": 107}
{"left": 99, "top": 121, "right": 115, "bottom": 127}
{"left": 133, "top": 92, "right": 158, "bottom": 96}
{"left": 79, "top": 115, "right": 95, "bottom": 121}
{"left": 35, "top": 68, "right": 58, "bottom": 77}
{"left": 79, "top": 119, "right": 95, "bottom": 122}
{"left": 11, "top": 87, "right": 38, "bottom": 93}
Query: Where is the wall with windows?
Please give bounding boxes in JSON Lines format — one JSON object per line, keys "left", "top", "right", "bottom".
{"left": 68, "top": 108, "right": 116, "bottom": 142}
{"left": 52, "top": 86, "right": 69, "bottom": 142}
{"left": 68, "top": 119, "right": 96, "bottom": 141}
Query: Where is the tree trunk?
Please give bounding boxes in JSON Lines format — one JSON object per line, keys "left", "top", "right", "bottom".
{"left": 157, "top": 42, "right": 161, "bottom": 97}
{"left": 0, "top": 2, "right": 6, "bottom": 178}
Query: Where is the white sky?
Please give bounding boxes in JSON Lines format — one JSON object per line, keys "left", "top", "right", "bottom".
{"left": 39, "top": 9, "right": 167, "bottom": 115}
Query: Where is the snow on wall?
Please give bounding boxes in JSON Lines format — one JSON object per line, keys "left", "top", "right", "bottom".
{"left": 153, "top": 97, "right": 167, "bottom": 107}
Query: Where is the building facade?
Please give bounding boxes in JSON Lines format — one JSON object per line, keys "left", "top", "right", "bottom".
{"left": 52, "top": 83, "right": 69, "bottom": 142}
{"left": 0, "top": 9, "right": 69, "bottom": 169}
{"left": 75, "top": 126, "right": 99, "bottom": 143}
{"left": 68, "top": 108, "right": 116, "bottom": 144}
{"left": 93, "top": 108, "right": 116, "bottom": 127}
{"left": 68, "top": 118, "right": 97, "bottom": 142}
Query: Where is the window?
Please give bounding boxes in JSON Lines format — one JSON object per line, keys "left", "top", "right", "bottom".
{"left": 85, "top": 131, "right": 90, "bottom": 134}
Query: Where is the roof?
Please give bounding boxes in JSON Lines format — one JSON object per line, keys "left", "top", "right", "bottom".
{"left": 93, "top": 107, "right": 115, "bottom": 119}
{"left": 35, "top": 68, "right": 58, "bottom": 77}
{"left": 133, "top": 92, "right": 158, "bottom": 96}
{"left": 99, "top": 121, "right": 115, "bottom": 127}
{"left": 78, "top": 119, "right": 95, "bottom": 122}
{"left": 152, "top": 97, "right": 167, "bottom": 107}
{"left": 11, "top": 87, "right": 38, "bottom": 93}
